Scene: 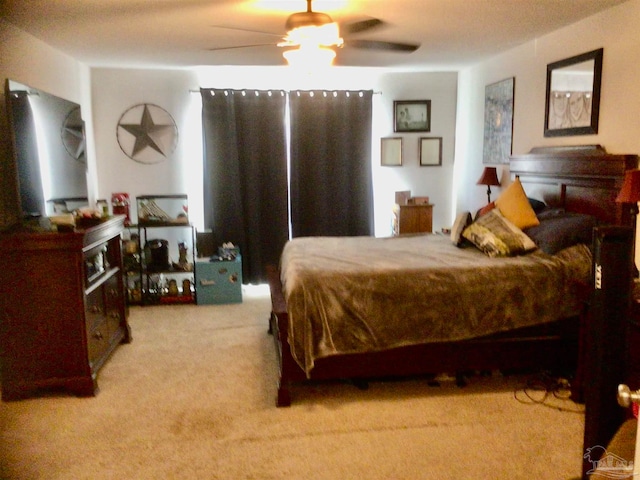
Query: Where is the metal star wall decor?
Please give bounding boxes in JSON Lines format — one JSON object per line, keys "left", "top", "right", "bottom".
{"left": 61, "top": 106, "right": 86, "bottom": 163}
{"left": 117, "top": 103, "right": 178, "bottom": 164}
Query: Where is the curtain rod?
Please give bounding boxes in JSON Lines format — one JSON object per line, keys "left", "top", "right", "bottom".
{"left": 189, "top": 88, "right": 382, "bottom": 95}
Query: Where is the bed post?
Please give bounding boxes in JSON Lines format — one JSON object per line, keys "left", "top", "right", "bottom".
{"left": 266, "top": 265, "right": 293, "bottom": 407}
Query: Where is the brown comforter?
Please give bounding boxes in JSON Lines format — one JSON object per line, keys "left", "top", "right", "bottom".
{"left": 280, "top": 234, "right": 592, "bottom": 375}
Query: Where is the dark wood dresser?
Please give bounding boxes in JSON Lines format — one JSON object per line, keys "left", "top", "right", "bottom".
{"left": 0, "top": 216, "right": 131, "bottom": 400}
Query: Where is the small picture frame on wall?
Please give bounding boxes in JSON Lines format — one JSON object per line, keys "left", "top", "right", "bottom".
{"left": 420, "top": 137, "right": 442, "bottom": 166}
{"left": 381, "top": 137, "right": 402, "bottom": 166}
{"left": 394, "top": 100, "right": 431, "bottom": 132}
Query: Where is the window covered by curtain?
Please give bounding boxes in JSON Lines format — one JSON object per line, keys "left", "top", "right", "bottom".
{"left": 200, "top": 89, "right": 289, "bottom": 284}
{"left": 289, "top": 90, "right": 374, "bottom": 237}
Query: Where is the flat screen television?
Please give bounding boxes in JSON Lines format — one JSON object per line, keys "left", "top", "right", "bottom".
{"left": 4, "top": 79, "right": 88, "bottom": 220}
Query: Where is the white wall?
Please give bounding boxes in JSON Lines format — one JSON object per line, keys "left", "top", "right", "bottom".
{"left": 0, "top": 20, "right": 92, "bottom": 227}
{"left": 373, "top": 71, "right": 457, "bottom": 235}
{"left": 91, "top": 66, "right": 459, "bottom": 236}
{"left": 90, "top": 68, "right": 202, "bottom": 226}
{"left": 454, "top": 0, "right": 640, "bottom": 215}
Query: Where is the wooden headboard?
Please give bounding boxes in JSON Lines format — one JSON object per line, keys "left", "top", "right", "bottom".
{"left": 510, "top": 145, "right": 639, "bottom": 226}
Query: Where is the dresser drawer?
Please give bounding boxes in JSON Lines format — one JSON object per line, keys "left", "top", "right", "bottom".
{"left": 85, "top": 286, "right": 105, "bottom": 331}
{"left": 87, "top": 319, "right": 111, "bottom": 367}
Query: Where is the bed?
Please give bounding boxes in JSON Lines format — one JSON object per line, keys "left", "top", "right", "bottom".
{"left": 267, "top": 145, "right": 639, "bottom": 407}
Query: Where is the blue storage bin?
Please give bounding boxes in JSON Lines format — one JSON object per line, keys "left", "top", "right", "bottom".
{"left": 195, "top": 256, "right": 242, "bottom": 305}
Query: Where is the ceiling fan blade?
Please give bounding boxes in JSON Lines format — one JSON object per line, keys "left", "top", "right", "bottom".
{"left": 347, "top": 39, "right": 419, "bottom": 53}
{"left": 209, "top": 25, "right": 282, "bottom": 37}
{"left": 208, "top": 43, "right": 277, "bottom": 52}
{"left": 341, "top": 18, "right": 384, "bottom": 35}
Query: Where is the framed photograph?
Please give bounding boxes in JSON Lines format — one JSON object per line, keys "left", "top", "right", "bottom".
{"left": 381, "top": 137, "right": 402, "bottom": 166}
{"left": 420, "top": 137, "right": 442, "bottom": 166}
{"left": 483, "top": 77, "right": 514, "bottom": 164}
{"left": 394, "top": 100, "right": 431, "bottom": 132}
{"left": 544, "top": 48, "right": 603, "bottom": 137}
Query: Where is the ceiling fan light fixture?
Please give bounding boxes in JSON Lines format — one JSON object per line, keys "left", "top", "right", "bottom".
{"left": 278, "top": 23, "right": 343, "bottom": 49}
{"left": 282, "top": 44, "right": 336, "bottom": 67}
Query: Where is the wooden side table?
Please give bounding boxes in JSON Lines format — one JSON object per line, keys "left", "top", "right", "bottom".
{"left": 393, "top": 204, "right": 433, "bottom": 235}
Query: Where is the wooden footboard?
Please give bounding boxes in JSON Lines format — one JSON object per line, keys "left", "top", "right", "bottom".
{"left": 266, "top": 264, "right": 580, "bottom": 408}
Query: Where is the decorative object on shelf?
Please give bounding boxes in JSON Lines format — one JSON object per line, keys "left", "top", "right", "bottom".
{"left": 393, "top": 100, "right": 430, "bottom": 133}
{"left": 419, "top": 137, "right": 442, "bottom": 166}
{"left": 477, "top": 166, "right": 501, "bottom": 203}
{"left": 544, "top": 48, "right": 603, "bottom": 137}
{"left": 182, "top": 279, "right": 192, "bottom": 297}
{"left": 173, "top": 242, "right": 193, "bottom": 271}
{"left": 138, "top": 199, "right": 171, "bottom": 223}
{"left": 137, "top": 195, "right": 189, "bottom": 225}
{"left": 615, "top": 168, "right": 640, "bottom": 277}
{"left": 111, "top": 193, "right": 131, "bottom": 225}
{"left": 483, "top": 77, "right": 514, "bottom": 164}
{"left": 167, "top": 279, "right": 179, "bottom": 296}
{"left": 381, "top": 137, "right": 402, "bottom": 166}
{"left": 145, "top": 239, "right": 170, "bottom": 272}
{"left": 116, "top": 103, "right": 178, "bottom": 164}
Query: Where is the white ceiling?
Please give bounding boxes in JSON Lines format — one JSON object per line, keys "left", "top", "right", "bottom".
{"left": 0, "top": 0, "right": 629, "bottom": 70}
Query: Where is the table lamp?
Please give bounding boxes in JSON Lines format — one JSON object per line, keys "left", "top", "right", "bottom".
{"left": 476, "top": 167, "right": 501, "bottom": 204}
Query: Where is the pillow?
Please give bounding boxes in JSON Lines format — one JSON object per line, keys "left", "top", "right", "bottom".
{"left": 524, "top": 212, "right": 597, "bottom": 255}
{"left": 474, "top": 201, "right": 495, "bottom": 220}
{"left": 462, "top": 209, "right": 537, "bottom": 257}
{"left": 494, "top": 178, "right": 540, "bottom": 230}
{"left": 450, "top": 211, "right": 472, "bottom": 247}
{"left": 528, "top": 197, "right": 547, "bottom": 214}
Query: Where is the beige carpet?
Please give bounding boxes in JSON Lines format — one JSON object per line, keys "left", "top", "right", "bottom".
{"left": 0, "top": 285, "right": 585, "bottom": 479}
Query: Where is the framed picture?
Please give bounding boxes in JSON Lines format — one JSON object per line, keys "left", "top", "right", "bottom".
{"left": 544, "top": 48, "right": 603, "bottom": 137}
{"left": 381, "top": 137, "right": 402, "bottom": 166}
{"left": 394, "top": 100, "right": 431, "bottom": 132}
{"left": 419, "top": 137, "right": 442, "bottom": 166}
{"left": 483, "top": 77, "right": 514, "bottom": 164}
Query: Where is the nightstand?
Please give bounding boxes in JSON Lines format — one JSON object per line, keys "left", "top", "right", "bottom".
{"left": 393, "top": 204, "right": 433, "bottom": 235}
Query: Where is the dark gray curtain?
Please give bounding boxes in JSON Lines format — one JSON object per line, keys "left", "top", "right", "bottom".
{"left": 201, "top": 89, "right": 289, "bottom": 284}
{"left": 289, "top": 90, "right": 374, "bottom": 237}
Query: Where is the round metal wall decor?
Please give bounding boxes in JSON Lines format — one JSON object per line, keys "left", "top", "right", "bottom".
{"left": 61, "top": 106, "right": 86, "bottom": 163}
{"left": 116, "top": 103, "right": 178, "bottom": 164}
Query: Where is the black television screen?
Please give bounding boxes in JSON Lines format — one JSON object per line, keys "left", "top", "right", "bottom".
{"left": 5, "top": 79, "right": 88, "bottom": 220}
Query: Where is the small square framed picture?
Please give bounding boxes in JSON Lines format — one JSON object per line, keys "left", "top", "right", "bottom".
{"left": 394, "top": 100, "right": 431, "bottom": 132}
{"left": 381, "top": 137, "right": 402, "bottom": 166}
{"left": 419, "top": 137, "right": 442, "bottom": 166}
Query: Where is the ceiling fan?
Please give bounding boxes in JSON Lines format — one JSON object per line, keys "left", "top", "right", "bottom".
{"left": 209, "top": 0, "right": 420, "bottom": 65}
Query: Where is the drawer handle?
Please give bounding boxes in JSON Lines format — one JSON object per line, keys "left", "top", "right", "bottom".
{"left": 110, "top": 312, "right": 120, "bottom": 320}
{"left": 200, "top": 279, "right": 216, "bottom": 286}
{"left": 218, "top": 268, "right": 228, "bottom": 274}
{"left": 109, "top": 288, "right": 118, "bottom": 297}
{"left": 93, "top": 331, "right": 104, "bottom": 340}
{"left": 90, "top": 305, "right": 100, "bottom": 314}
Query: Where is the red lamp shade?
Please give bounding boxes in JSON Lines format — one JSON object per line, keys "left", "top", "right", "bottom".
{"left": 616, "top": 169, "right": 640, "bottom": 203}
{"left": 477, "top": 167, "right": 501, "bottom": 204}
{"left": 476, "top": 167, "right": 501, "bottom": 187}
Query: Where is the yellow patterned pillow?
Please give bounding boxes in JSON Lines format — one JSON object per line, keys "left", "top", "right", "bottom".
{"left": 495, "top": 178, "right": 540, "bottom": 229}
{"left": 462, "top": 209, "right": 537, "bottom": 257}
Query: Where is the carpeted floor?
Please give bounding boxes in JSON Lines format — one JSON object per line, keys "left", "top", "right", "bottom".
{"left": 0, "top": 285, "right": 585, "bottom": 479}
